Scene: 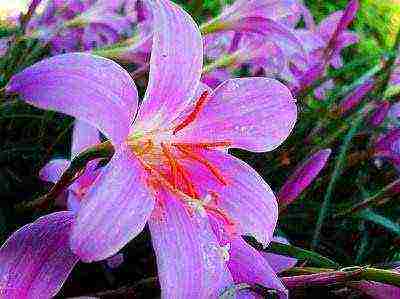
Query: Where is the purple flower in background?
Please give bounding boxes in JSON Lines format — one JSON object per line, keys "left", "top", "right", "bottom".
{"left": 373, "top": 103, "right": 400, "bottom": 169}
{"left": 26, "top": 0, "right": 151, "bottom": 54}
{"left": 3, "top": 0, "right": 297, "bottom": 298}
{"left": 201, "top": 0, "right": 307, "bottom": 88}
{"left": 278, "top": 149, "right": 331, "bottom": 208}
{"left": 295, "top": 0, "right": 359, "bottom": 94}
{"left": 202, "top": 0, "right": 304, "bottom": 33}
{"left": 200, "top": 0, "right": 359, "bottom": 99}
{"left": 369, "top": 101, "right": 390, "bottom": 127}
{"left": 374, "top": 128, "right": 400, "bottom": 169}
{"left": 337, "top": 79, "right": 375, "bottom": 114}
{"left": 39, "top": 120, "right": 101, "bottom": 211}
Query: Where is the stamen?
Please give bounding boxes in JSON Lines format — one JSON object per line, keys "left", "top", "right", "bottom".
{"left": 161, "top": 142, "right": 178, "bottom": 188}
{"left": 175, "top": 162, "right": 199, "bottom": 198}
{"left": 141, "top": 139, "right": 154, "bottom": 155}
{"left": 160, "top": 143, "right": 198, "bottom": 198}
{"left": 174, "top": 144, "right": 227, "bottom": 186}
{"left": 173, "top": 91, "right": 209, "bottom": 135}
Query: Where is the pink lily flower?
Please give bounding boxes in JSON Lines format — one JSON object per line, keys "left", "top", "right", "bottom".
{"left": 3, "top": 0, "right": 297, "bottom": 297}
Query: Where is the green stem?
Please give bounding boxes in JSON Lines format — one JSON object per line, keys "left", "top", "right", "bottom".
{"left": 91, "top": 37, "right": 139, "bottom": 60}
{"left": 361, "top": 267, "right": 400, "bottom": 287}
{"left": 282, "top": 267, "right": 364, "bottom": 289}
{"left": 334, "top": 178, "right": 400, "bottom": 218}
{"left": 311, "top": 107, "right": 371, "bottom": 249}
{"left": 283, "top": 267, "right": 400, "bottom": 288}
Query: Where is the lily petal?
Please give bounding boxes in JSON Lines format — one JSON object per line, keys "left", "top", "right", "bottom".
{"left": 6, "top": 53, "right": 138, "bottom": 145}
{"left": 134, "top": 0, "right": 203, "bottom": 131}
{"left": 149, "top": 189, "right": 231, "bottom": 298}
{"left": 262, "top": 236, "right": 297, "bottom": 273}
{"left": 0, "top": 212, "right": 78, "bottom": 299}
{"left": 39, "top": 159, "right": 70, "bottom": 183}
{"left": 70, "top": 145, "right": 154, "bottom": 262}
{"left": 228, "top": 237, "right": 288, "bottom": 299}
{"left": 71, "top": 120, "right": 100, "bottom": 158}
{"left": 182, "top": 149, "right": 278, "bottom": 246}
{"left": 175, "top": 78, "right": 297, "bottom": 152}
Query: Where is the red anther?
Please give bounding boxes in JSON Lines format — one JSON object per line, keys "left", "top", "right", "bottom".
{"left": 174, "top": 144, "right": 227, "bottom": 186}
{"left": 160, "top": 143, "right": 198, "bottom": 198}
{"left": 173, "top": 91, "right": 209, "bottom": 135}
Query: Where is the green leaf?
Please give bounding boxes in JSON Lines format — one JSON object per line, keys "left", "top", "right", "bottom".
{"left": 245, "top": 237, "right": 339, "bottom": 269}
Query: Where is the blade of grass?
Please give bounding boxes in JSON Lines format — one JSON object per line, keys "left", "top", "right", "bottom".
{"left": 334, "top": 178, "right": 400, "bottom": 218}
{"left": 357, "top": 209, "right": 400, "bottom": 236}
{"left": 311, "top": 107, "right": 371, "bottom": 249}
{"left": 245, "top": 236, "right": 339, "bottom": 268}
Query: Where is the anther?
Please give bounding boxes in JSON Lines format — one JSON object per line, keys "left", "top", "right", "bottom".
{"left": 173, "top": 91, "right": 209, "bottom": 135}
{"left": 160, "top": 143, "right": 198, "bottom": 198}
{"left": 161, "top": 142, "right": 178, "bottom": 188}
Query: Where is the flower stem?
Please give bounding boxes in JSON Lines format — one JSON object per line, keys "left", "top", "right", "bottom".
{"left": 334, "top": 178, "right": 400, "bottom": 218}
{"left": 360, "top": 267, "right": 400, "bottom": 286}
{"left": 70, "top": 267, "right": 400, "bottom": 297}
{"left": 311, "top": 107, "right": 371, "bottom": 250}
{"left": 283, "top": 267, "right": 400, "bottom": 288}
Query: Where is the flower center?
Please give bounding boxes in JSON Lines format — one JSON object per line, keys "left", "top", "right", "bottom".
{"left": 127, "top": 91, "right": 234, "bottom": 229}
